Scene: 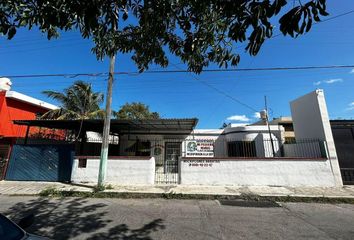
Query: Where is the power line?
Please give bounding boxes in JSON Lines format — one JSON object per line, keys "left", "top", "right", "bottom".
{"left": 233, "top": 8, "right": 354, "bottom": 48}
{"left": 3, "top": 8, "right": 353, "bottom": 116}
{"left": 3, "top": 64, "right": 354, "bottom": 79}
{"left": 142, "top": 65, "right": 354, "bottom": 74}
{"left": 1, "top": 8, "right": 353, "bottom": 55}
{"left": 10, "top": 68, "right": 348, "bottom": 87}
{"left": 167, "top": 9, "right": 354, "bottom": 72}
{"left": 320, "top": 9, "right": 354, "bottom": 23}
{"left": 169, "top": 62, "right": 259, "bottom": 112}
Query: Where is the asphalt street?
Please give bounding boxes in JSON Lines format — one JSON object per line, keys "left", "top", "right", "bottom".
{"left": 0, "top": 196, "right": 353, "bottom": 240}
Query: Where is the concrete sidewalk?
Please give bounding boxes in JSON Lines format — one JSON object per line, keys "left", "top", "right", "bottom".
{"left": 1, "top": 180, "right": 354, "bottom": 198}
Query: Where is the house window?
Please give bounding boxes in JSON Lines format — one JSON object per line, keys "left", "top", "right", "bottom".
{"left": 281, "top": 123, "right": 294, "bottom": 131}
{"left": 78, "top": 158, "right": 87, "bottom": 168}
{"left": 136, "top": 141, "right": 151, "bottom": 156}
{"left": 228, "top": 141, "right": 257, "bottom": 157}
{"left": 125, "top": 140, "right": 151, "bottom": 156}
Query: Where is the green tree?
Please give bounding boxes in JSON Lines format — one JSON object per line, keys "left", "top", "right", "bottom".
{"left": 115, "top": 102, "right": 160, "bottom": 120}
{"left": 42, "top": 81, "right": 104, "bottom": 120}
{"left": 1, "top": 1, "right": 328, "bottom": 72}
{"left": 0, "top": 0, "right": 329, "bottom": 186}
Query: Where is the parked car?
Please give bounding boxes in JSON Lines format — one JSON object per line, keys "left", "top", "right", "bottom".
{"left": 0, "top": 213, "right": 48, "bottom": 240}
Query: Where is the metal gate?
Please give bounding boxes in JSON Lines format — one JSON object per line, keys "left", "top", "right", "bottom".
{"left": 0, "top": 144, "right": 11, "bottom": 180}
{"left": 154, "top": 141, "right": 181, "bottom": 184}
{"left": 5, "top": 144, "right": 74, "bottom": 182}
{"left": 332, "top": 124, "right": 354, "bottom": 185}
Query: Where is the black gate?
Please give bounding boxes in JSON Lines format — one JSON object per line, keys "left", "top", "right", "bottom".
{"left": 154, "top": 141, "right": 181, "bottom": 184}
{"left": 5, "top": 144, "right": 74, "bottom": 182}
{"left": 331, "top": 122, "right": 354, "bottom": 185}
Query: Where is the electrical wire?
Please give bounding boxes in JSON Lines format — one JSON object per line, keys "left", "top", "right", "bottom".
{"left": 1, "top": 8, "right": 353, "bottom": 56}
{"left": 2, "top": 64, "right": 354, "bottom": 79}
{"left": 169, "top": 62, "right": 259, "bottom": 112}
{"left": 2, "top": 8, "right": 354, "bottom": 115}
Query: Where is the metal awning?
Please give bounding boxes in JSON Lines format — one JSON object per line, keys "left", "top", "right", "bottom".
{"left": 13, "top": 118, "right": 198, "bottom": 135}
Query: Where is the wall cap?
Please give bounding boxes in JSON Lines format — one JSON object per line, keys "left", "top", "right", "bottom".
{"left": 75, "top": 156, "right": 152, "bottom": 160}
{"left": 181, "top": 157, "right": 328, "bottom": 161}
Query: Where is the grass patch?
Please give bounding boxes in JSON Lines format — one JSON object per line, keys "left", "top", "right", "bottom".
{"left": 105, "top": 184, "right": 114, "bottom": 190}
{"left": 93, "top": 184, "right": 106, "bottom": 193}
{"left": 39, "top": 187, "right": 60, "bottom": 197}
{"left": 265, "top": 195, "right": 354, "bottom": 204}
{"left": 92, "top": 184, "right": 114, "bottom": 192}
{"left": 35, "top": 189, "right": 354, "bottom": 204}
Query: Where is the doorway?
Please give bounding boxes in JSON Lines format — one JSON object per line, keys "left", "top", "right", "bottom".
{"left": 154, "top": 141, "right": 181, "bottom": 184}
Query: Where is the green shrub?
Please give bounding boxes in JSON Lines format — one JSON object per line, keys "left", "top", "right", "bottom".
{"left": 39, "top": 187, "right": 59, "bottom": 197}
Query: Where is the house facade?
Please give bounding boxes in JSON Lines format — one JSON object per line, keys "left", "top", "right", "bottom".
{"left": 2, "top": 89, "right": 345, "bottom": 187}
{"left": 0, "top": 78, "right": 57, "bottom": 179}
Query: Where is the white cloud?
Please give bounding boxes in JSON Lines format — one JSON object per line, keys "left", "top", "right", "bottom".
{"left": 346, "top": 102, "right": 354, "bottom": 111}
{"left": 313, "top": 78, "right": 343, "bottom": 86}
{"left": 324, "top": 78, "right": 343, "bottom": 84}
{"left": 253, "top": 112, "right": 261, "bottom": 119}
{"left": 349, "top": 69, "right": 354, "bottom": 74}
{"left": 347, "top": 102, "right": 354, "bottom": 110}
{"left": 226, "top": 115, "right": 250, "bottom": 122}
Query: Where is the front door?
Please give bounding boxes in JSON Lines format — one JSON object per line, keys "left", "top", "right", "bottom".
{"left": 154, "top": 141, "right": 181, "bottom": 184}
{"left": 165, "top": 142, "right": 181, "bottom": 174}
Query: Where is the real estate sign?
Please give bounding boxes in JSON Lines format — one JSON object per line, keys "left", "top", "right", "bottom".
{"left": 185, "top": 139, "right": 214, "bottom": 157}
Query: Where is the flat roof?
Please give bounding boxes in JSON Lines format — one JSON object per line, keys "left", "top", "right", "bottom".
{"left": 5, "top": 91, "right": 58, "bottom": 110}
{"left": 13, "top": 118, "right": 198, "bottom": 135}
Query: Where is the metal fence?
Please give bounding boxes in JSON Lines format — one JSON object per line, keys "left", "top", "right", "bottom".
{"left": 226, "top": 139, "right": 327, "bottom": 158}
{"left": 341, "top": 168, "right": 354, "bottom": 185}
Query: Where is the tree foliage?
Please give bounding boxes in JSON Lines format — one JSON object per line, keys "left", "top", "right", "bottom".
{"left": 0, "top": 0, "right": 328, "bottom": 73}
{"left": 41, "top": 80, "right": 104, "bottom": 120}
{"left": 115, "top": 102, "right": 160, "bottom": 120}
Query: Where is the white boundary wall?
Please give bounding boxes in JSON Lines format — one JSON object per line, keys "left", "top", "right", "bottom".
{"left": 290, "top": 89, "right": 343, "bottom": 186}
{"left": 71, "top": 157, "right": 155, "bottom": 185}
{"left": 180, "top": 158, "right": 336, "bottom": 187}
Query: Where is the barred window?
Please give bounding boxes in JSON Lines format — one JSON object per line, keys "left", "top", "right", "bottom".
{"left": 78, "top": 158, "right": 87, "bottom": 168}
{"left": 228, "top": 141, "right": 256, "bottom": 157}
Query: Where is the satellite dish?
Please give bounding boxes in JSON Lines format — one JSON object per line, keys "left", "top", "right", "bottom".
{"left": 0, "top": 77, "right": 12, "bottom": 91}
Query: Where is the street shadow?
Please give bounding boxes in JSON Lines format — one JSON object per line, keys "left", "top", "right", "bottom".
{"left": 3, "top": 197, "right": 110, "bottom": 239}
{"left": 3, "top": 197, "right": 166, "bottom": 240}
{"left": 87, "top": 218, "right": 165, "bottom": 240}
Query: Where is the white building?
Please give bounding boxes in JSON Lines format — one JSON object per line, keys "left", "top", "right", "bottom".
{"left": 9, "top": 89, "right": 343, "bottom": 188}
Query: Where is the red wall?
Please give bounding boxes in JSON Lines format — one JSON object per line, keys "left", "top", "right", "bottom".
{"left": 0, "top": 91, "right": 50, "bottom": 137}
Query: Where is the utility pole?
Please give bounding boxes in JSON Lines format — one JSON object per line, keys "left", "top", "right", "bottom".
{"left": 264, "top": 96, "right": 276, "bottom": 157}
{"left": 97, "top": 4, "right": 119, "bottom": 187}
{"left": 98, "top": 54, "right": 116, "bottom": 187}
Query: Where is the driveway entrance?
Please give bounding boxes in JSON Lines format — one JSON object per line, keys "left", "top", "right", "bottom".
{"left": 5, "top": 144, "right": 74, "bottom": 182}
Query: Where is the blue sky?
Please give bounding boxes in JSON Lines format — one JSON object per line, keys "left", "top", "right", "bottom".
{"left": 1, "top": 1, "right": 354, "bottom": 128}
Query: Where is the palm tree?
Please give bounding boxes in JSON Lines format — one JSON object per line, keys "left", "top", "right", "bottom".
{"left": 41, "top": 81, "right": 104, "bottom": 120}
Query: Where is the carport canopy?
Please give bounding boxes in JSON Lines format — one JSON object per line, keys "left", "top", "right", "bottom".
{"left": 13, "top": 118, "right": 198, "bottom": 135}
